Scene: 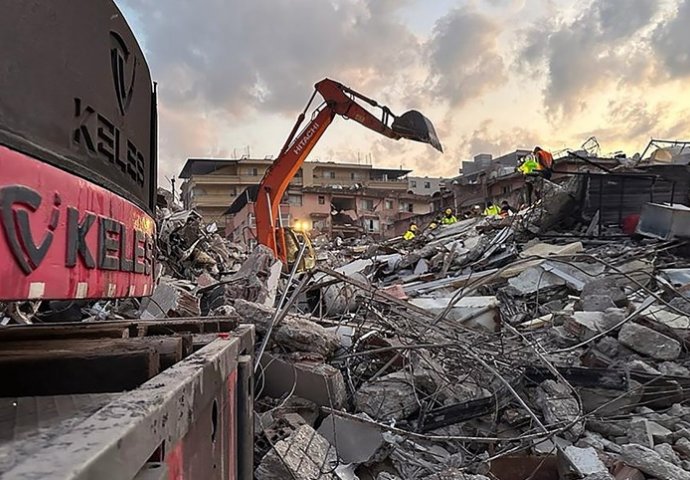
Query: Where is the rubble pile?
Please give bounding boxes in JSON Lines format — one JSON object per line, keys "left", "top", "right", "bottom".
{"left": 249, "top": 197, "right": 690, "bottom": 479}
{"left": 3, "top": 185, "right": 690, "bottom": 480}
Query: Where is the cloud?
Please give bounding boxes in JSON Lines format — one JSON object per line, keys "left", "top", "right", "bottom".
{"left": 119, "top": 0, "right": 420, "bottom": 116}
{"left": 458, "top": 120, "right": 541, "bottom": 159}
{"left": 652, "top": 0, "right": 690, "bottom": 77}
{"left": 519, "top": 0, "right": 661, "bottom": 116}
{"left": 425, "top": 7, "right": 507, "bottom": 107}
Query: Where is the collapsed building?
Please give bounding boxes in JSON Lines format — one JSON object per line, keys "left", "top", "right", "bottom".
{"left": 3, "top": 141, "right": 690, "bottom": 479}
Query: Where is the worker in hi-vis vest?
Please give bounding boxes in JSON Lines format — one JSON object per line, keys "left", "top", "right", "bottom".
{"left": 403, "top": 223, "right": 418, "bottom": 240}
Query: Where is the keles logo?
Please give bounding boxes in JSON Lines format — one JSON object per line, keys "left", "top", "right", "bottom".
{"left": 110, "top": 31, "right": 137, "bottom": 115}
{"left": 0, "top": 186, "right": 60, "bottom": 274}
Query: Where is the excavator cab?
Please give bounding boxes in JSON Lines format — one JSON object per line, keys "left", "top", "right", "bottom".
{"left": 283, "top": 227, "right": 316, "bottom": 272}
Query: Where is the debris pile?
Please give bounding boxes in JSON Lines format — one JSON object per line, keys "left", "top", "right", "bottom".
{"left": 3, "top": 185, "right": 690, "bottom": 480}
{"left": 248, "top": 194, "right": 690, "bottom": 479}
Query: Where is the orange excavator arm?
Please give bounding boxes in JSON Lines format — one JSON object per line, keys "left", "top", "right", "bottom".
{"left": 255, "top": 78, "right": 442, "bottom": 265}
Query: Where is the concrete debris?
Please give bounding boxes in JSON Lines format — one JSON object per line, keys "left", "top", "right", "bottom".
{"left": 355, "top": 371, "right": 418, "bottom": 421}
{"left": 618, "top": 322, "right": 682, "bottom": 360}
{"left": 255, "top": 424, "right": 338, "bottom": 480}
{"left": 558, "top": 446, "right": 610, "bottom": 478}
{"left": 536, "top": 380, "right": 584, "bottom": 440}
{"left": 9, "top": 185, "right": 690, "bottom": 479}
{"left": 317, "top": 412, "right": 387, "bottom": 464}
{"left": 622, "top": 443, "right": 690, "bottom": 480}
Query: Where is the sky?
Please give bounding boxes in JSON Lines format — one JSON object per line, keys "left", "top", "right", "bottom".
{"left": 115, "top": 0, "right": 690, "bottom": 186}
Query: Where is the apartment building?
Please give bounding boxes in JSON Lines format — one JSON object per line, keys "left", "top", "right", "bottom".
{"left": 407, "top": 176, "right": 446, "bottom": 196}
{"left": 179, "top": 157, "right": 426, "bottom": 236}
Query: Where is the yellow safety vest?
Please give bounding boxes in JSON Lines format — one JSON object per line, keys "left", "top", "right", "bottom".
{"left": 403, "top": 230, "right": 415, "bottom": 240}
{"left": 483, "top": 205, "right": 501, "bottom": 216}
{"left": 518, "top": 157, "right": 540, "bottom": 175}
{"left": 441, "top": 215, "right": 457, "bottom": 225}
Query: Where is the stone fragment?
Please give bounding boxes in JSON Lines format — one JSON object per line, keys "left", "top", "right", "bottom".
{"left": 676, "top": 437, "right": 690, "bottom": 459}
{"left": 536, "top": 380, "right": 584, "bottom": 440}
{"left": 583, "top": 473, "right": 614, "bottom": 480}
{"left": 654, "top": 443, "right": 681, "bottom": 465}
{"left": 582, "top": 278, "right": 628, "bottom": 307}
{"left": 628, "top": 418, "right": 674, "bottom": 447}
{"left": 376, "top": 474, "right": 402, "bottom": 480}
{"left": 259, "top": 353, "right": 347, "bottom": 408}
{"left": 235, "top": 299, "right": 339, "bottom": 356}
{"left": 581, "top": 295, "right": 617, "bottom": 312}
{"left": 255, "top": 424, "right": 338, "bottom": 480}
{"left": 628, "top": 360, "right": 661, "bottom": 375}
{"left": 596, "top": 336, "right": 621, "bottom": 358}
{"left": 622, "top": 443, "right": 690, "bottom": 480}
{"left": 558, "top": 446, "right": 610, "bottom": 477}
{"left": 355, "top": 371, "right": 418, "bottom": 421}
{"left": 317, "top": 413, "right": 386, "bottom": 464}
{"left": 611, "top": 464, "right": 644, "bottom": 480}
{"left": 272, "top": 315, "right": 339, "bottom": 357}
{"left": 422, "top": 471, "right": 489, "bottom": 480}
{"left": 659, "top": 361, "right": 690, "bottom": 377}
{"left": 618, "top": 323, "right": 681, "bottom": 360}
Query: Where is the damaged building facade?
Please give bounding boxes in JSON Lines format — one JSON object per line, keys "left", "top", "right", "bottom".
{"left": 179, "top": 157, "right": 433, "bottom": 242}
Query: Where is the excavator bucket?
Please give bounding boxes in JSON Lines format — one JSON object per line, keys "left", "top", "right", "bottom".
{"left": 392, "top": 110, "right": 443, "bottom": 152}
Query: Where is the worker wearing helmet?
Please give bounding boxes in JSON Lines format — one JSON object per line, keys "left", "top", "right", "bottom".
{"left": 441, "top": 208, "right": 457, "bottom": 225}
{"left": 403, "top": 223, "right": 418, "bottom": 240}
{"left": 483, "top": 202, "right": 501, "bottom": 217}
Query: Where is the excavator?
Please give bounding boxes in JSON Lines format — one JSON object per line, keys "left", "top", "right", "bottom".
{"left": 255, "top": 78, "right": 443, "bottom": 269}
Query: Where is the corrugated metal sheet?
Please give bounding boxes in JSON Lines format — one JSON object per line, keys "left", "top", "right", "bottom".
{"left": 583, "top": 170, "right": 690, "bottom": 226}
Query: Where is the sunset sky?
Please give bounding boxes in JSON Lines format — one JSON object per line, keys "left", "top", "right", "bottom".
{"left": 116, "top": 0, "right": 690, "bottom": 185}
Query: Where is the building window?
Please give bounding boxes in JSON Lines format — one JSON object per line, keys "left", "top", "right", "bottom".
{"left": 385, "top": 200, "right": 393, "bottom": 210}
{"left": 503, "top": 186, "right": 510, "bottom": 194}
{"left": 294, "top": 169, "right": 302, "bottom": 178}
{"left": 323, "top": 171, "right": 336, "bottom": 179}
{"left": 362, "top": 199, "right": 375, "bottom": 211}
{"left": 318, "top": 195, "right": 325, "bottom": 205}
{"left": 247, "top": 168, "right": 258, "bottom": 176}
{"left": 248, "top": 213, "right": 256, "bottom": 228}
{"left": 410, "top": 180, "right": 417, "bottom": 188}
{"left": 350, "top": 172, "right": 359, "bottom": 180}
{"left": 280, "top": 213, "right": 291, "bottom": 226}
{"left": 248, "top": 239, "right": 257, "bottom": 250}
{"left": 364, "top": 218, "right": 380, "bottom": 233}
{"left": 424, "top": 181, "right": 431, "bottom": 189}
{"left": 288, "top": 194, "right": 303, "bottom": 206}
{"left": 399, "top": 202, "right": 413, "bottom": 213}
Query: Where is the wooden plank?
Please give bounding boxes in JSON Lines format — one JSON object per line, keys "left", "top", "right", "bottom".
{"left": 0, "top": 324, "right": 129, "bottom": 341}
{"left": 0, "top": 350, "right": 159, "bottom": 396}
{"left": 138, "top": 318, "right": 239, "bottom": 336}
{"left": 0, "top": 337, "right": 186, "bottom": 371}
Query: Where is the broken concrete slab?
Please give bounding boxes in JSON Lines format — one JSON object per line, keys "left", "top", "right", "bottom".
{"left": 582, "top": 278, "right": 628, "bottom": 307}
{"left": 654, "top": 443, "right": 681, "bottom": 465}
{"left": 675, "top": 437, "right": 690, "bottom": 459}
{"left": 409, "top": 296, "right": 499, "bottom": 331}
{"left": 622, "top": 443, "right": 690, "bottom": 480}
{"left": 618, "top": 323, "right": 681, "bottom": 360}
{"left": 272, "top": 315, "right": 340, "bottom": 357}
{"left": 255, "top": 424, "right": 338, "bottom": 480}
{"left": 500, "top": 241, "right": 584, "bottom": 278}
{"left": 628, "top": 418, "right": 674, "bottom": 448}
{"left": 611, "top": 464, "right": 644, "bottom": 480}
{"left": 506, "top": 267, "right": 564, "bottom": 295}
{"left": 235, "top": 299, "right": 339, "bottom": 356}
{"left": 536, "top": 380, "right": 583, "bottom": 440}
{"left": 355, "top": 371, "right": 418, "bottom": 421}
{"left": 259, "top": 353, "right": 347, "bottom": 408}
{"left": 558, "top": 446, "right": 610, "bottom": 478}
{"left": 581, "top": 295, "right": 617, "bottom": 312}
{"left": 317, "top": 412, "right": 387, "bottom": 464}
